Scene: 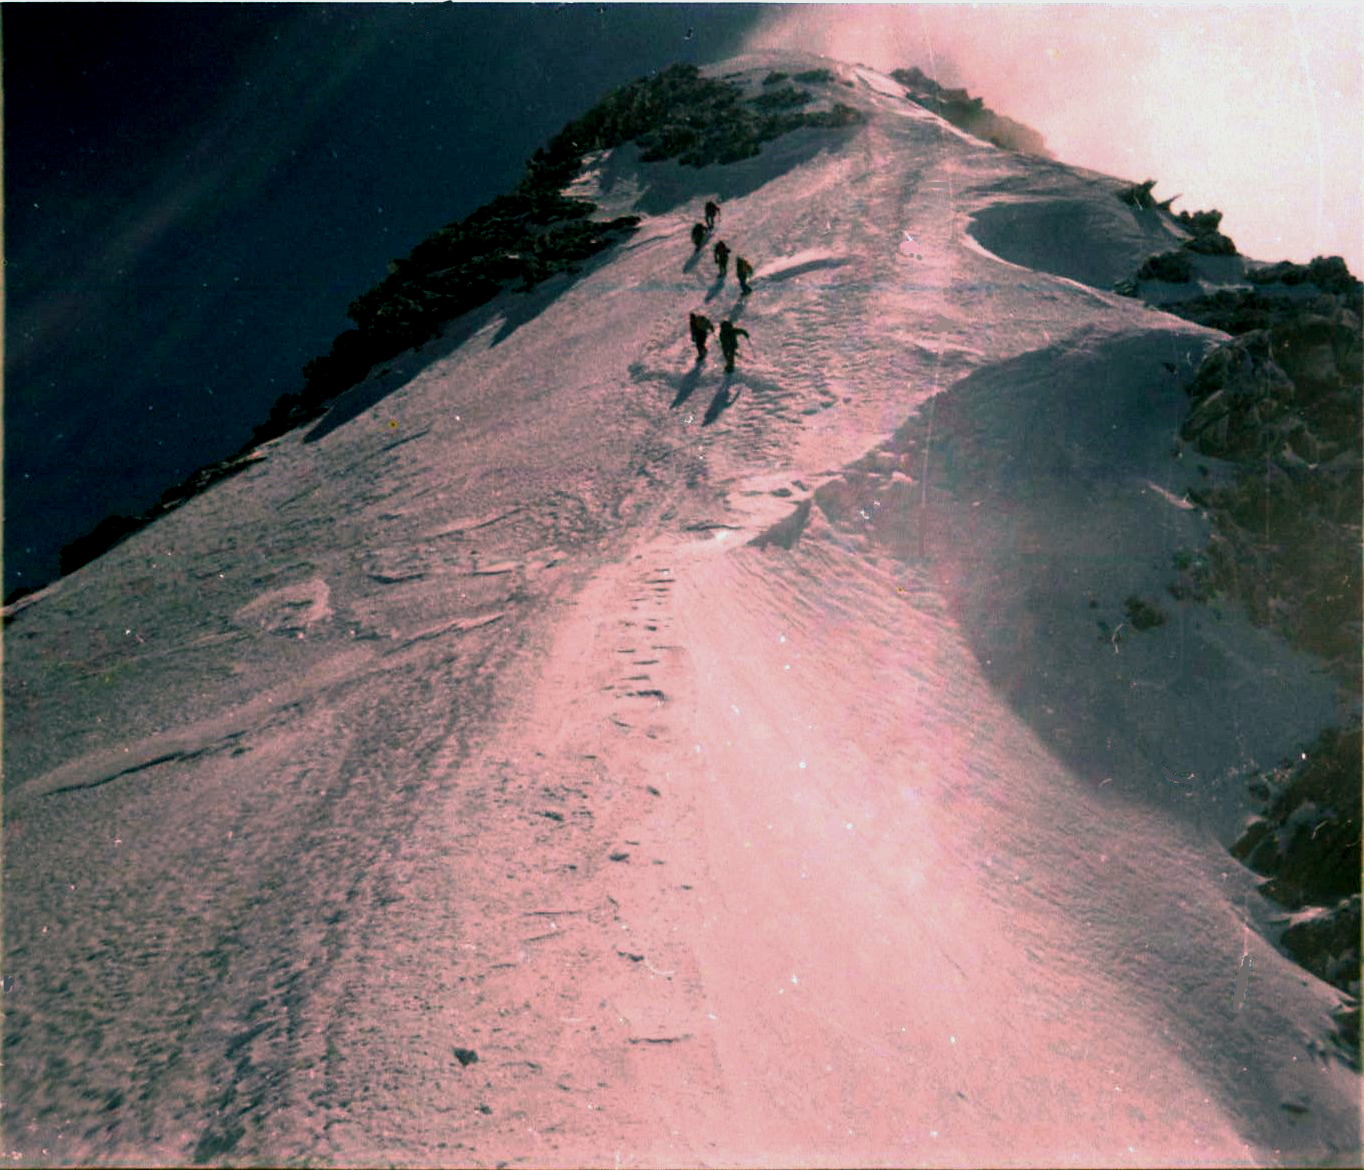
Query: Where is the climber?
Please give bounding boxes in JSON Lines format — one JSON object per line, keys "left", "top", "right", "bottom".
{"left": 704, "top": 200, "right": 720, "bottom": 230}
{"left": 689, "top": 312, "right": 714, "bottom": 361}
{"left": 713, "top": 239, "right": 731, "bottom": 278}
{"left": 718, "top": 319, "right": 749, "bottom": 372}
{"left": 690, "top": 222, "right": 708, "bottom": 252}
{"left": 735, "top": 255, "right": 754, "bottom": 295}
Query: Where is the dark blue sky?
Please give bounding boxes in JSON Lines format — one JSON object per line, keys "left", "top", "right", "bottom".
{"left": 4, "top": 3, "right": 768, "bottom": 596}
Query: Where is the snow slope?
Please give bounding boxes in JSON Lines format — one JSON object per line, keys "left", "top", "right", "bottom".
{"left": 3, "top": 52, "right": 1358, "bottom": 1167}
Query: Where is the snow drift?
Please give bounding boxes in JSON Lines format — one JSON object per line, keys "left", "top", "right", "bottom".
{"left": 3, "top": 51, "right": 1358, "bottom": 1167}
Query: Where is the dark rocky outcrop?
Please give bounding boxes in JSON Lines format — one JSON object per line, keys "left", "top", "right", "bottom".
{"left": 1234, "top": 725, "right": 1362, "bottom": 908}
{"left": 1135, "top": 250, "right": 1195, "bottom": 283}
{"left": 1181, "top": 230, "right": 1238, "bottom": 256}
{"left": 1118, "top": 179, "right": 1160, "bottom": 210}
{"left": 1230, "top": 724, "right": 1361, "bottom": 1067}
{"left": 1281, "top": 897, "right": 1361, "bottom": 995}
{"left": 891, "top": 66, "right": 1050, "bottom": 157}
{"left": 1116, "top": 219, "right": 1362, "bottom": 687}
{"left": 750, "top": 85, "right": 814, "bottom": 113}
{"left": 1114, "top": 186, "right": 1239, "bottom": 280}
{"left": 1122, "top": 595, "right": 1168, "bottom": 631}
{"left": 1248, "top": 256, "right": 1358, "bottom": 295}
{"left": 1170, "top": 270, "right": 1361, "bottom": 682}
{"left": 1180, "top": 330, "right": 1307, "bottom": 459}
{"left": 1142, "top": 248, "right": 1363, "bottom": 1065}
{"left": 1174, "top": 207, "right": 1238, "bottom": 255}
{"left": 1113, "top": 190, "right": 1361, "bottom": 1059}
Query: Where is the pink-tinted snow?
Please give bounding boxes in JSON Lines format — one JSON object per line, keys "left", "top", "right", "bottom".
{"left": 3, "top": 53, "right": 1357, "bottom": 1168}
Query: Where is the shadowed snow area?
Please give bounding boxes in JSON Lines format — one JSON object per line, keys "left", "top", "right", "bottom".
{"left": 965, "top": 184, "right": 1186, "bottom": 290}
{"left": 3, "top": 53, "right": 1358, "bottom": 1167}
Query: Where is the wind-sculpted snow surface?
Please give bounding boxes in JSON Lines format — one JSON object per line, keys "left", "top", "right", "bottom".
{"left": 3, "top": 53, "right": 1358, "bottom": 1167}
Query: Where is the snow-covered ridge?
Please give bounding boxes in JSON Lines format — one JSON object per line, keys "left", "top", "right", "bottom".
{"left": 4, "top": 50, "right": 1359, "bottom": 1166}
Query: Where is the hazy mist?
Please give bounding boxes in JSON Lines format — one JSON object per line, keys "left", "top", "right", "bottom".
{"left": 743, "top": 4, "right": 1362, "bottom": 272}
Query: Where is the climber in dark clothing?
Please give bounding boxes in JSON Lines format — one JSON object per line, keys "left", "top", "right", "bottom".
{"left": 718, "top": 319, "right": 749, "bottom": 372}
{"left": 713, "top": 239, "right": 731, "bottom": 278}
{"left": 735, "top": 255, "right": 754, "bottom": 295}
{"left": 690, "top": 222, "right": 707, "bottom": 251}
{"left": 689, "top": 312, "right": 714, "bottom": 361}
{"left": 704, "top": 200, "right": 720, "bottom": 229}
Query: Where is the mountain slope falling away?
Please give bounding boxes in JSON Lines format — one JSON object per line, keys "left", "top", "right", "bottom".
{"left": 3, "top": 53, "right": 1359, "bottom": 1168}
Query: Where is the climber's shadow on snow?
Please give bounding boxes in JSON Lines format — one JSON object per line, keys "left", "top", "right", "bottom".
{"left": 702, "top": 375, "right": 741, "bottom": 426}
{"left": 757, "top": 255, "right": 854, "bottom": 285}
{"left": 704, "top": 276, "right": 728, "bottom": 303}
{"left": 671, "top": 365, "right": 704, "bottom": 409}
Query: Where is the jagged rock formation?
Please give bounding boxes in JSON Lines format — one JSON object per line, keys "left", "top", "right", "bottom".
{"left": 1231, "top": 725, "right": 1361, "bottom": 1066}
{"left": 1113, "top": 184, "right": 1240, "bottom": 297}
{"left": 892, "top": 65, "right": 1050, "bottom": 156}
{"left": 1174, "top": 265, "right": 1362, "bottom": 682}
{"left": 1111, "top": 187, "right": 1359, "bottom": 682}
{"left": 1135, "top": 249, "right": 1196, "bottom": 283}
{"left": 1175, "top": 207, "right": 1238, "bottom": 255}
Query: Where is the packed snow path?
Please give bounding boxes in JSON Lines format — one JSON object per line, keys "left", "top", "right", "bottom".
{"left": 3, "top": 53, "right": 1357, "bottom": 1167}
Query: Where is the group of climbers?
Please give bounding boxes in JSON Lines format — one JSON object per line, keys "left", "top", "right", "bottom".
{"left": 690, "top": 201, "right": 756, "bottom": 296}
{"left": 689, "top": 312, "right": 748, "bottom": 373}
{"left": 686, "top": 199, "right": 755, "bottom": 372}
